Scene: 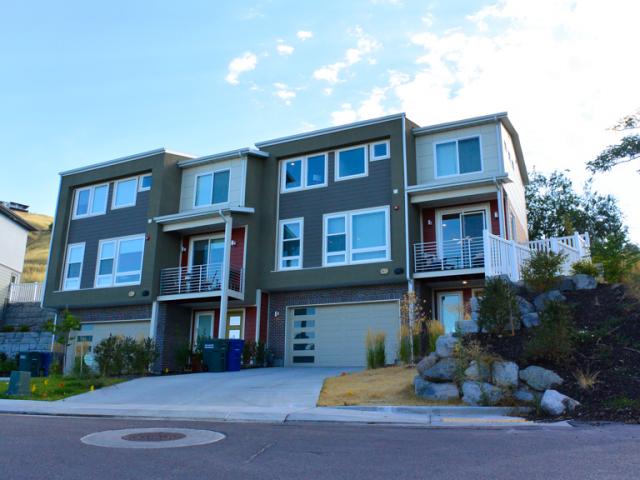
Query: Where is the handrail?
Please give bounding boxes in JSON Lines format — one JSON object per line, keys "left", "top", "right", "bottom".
{"left": 159, "top": 263, "right": 244, "bottom": 296}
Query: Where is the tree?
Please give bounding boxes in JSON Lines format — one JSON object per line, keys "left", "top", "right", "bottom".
{"left": 43, "top": 309, "right": 81, "bottom": 372}
{"left": 587, "top": 110, "right": 640, "bottom": 174}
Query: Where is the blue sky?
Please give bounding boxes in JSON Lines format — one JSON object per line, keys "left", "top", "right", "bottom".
{"left": 1, "top": 0, "right": 639, "bottom": 241}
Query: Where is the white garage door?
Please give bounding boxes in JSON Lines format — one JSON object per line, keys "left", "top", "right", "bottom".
{"left": 286, "top": 302, "right": 399, "bottom": 367}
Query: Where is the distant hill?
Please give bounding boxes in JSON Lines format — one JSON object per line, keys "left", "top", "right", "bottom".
{"left": 15, "top": 212, "right": 53, "bottom": 283}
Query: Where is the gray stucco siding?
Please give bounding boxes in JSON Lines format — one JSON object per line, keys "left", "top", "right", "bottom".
{"left": 279, "top": 153, "right": 391, "bottom": 268}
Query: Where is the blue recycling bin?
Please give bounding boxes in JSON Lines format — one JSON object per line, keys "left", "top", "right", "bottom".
{"left": 40, "top": 352, "right": 53, "bottom": 377}
{"left": 226, "top": 339, "right": 244, "bottom": 371}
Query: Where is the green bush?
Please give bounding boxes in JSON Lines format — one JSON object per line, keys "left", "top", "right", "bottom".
{"left": 477, "top": 277, "right": 521, "bottom": 335}
{"left": 365, "top": 330, "right": 386, "bottom": 369}
{"left": 1, "top": 325, "right": 15, "bottom": 333}
{"left": 525, "top": 300, "right": 575, "bottom": 363}
{"left": 94, "top": 335, "right": 156, "bottom": 376}
{"left": 522, "top": 250, "right": 566, "bottom": 293}
{"left": 18, "top": 325, "right": 30, "bottom": 332}
{"left": 242, "top": 340, "right": 256, "bottom": 366}
{"left": 0, "top": 358, "right": 18, "bottom": 373}
{"left": 255, "top": 342, "right": 267, "bottom": 367}
{"left": 571, "top": 259, "right": 599, "bottom": 277}
{"left": 397, "top": 325, "right": 412, "bottom": 364}
{"left": 426, "top": 320, "right": 444, "bottom": 353}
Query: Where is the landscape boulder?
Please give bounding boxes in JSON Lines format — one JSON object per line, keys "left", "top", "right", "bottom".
{"left": 414, "top": 376, "right": 460, "bottom": 401}
{"left": 516, "top": 296, "right": 535, "bottom": 316}
{"left": 514, "top": 387, "right": 538, "bottom": 403}
{"left": 522, "top": 312, "right": 540, "bottom": 328}
{"left": 573, "top": 274, "right": 597, "bottom": 290}
{"left": 464, "top": 360, "right": 491, "bottom": 382}
{"left": 519, "top": 366, "right": 563, "bottom": 391}
{"left": 421, "top": 357, "right": 458, "bottom": 382}
{"left": 540, "top": 389, "right": 580, "bottom": 416}
{"left": 416, "top": 353, "right": 438, "bottom": 377}
{"left": 455, "top": 320, "right": 479, "bottom": 334}
{"left": 491, "top": 361, "right": 519, "bottom": 388}
{"left": 533, "top": 290, "right": 566, "bottom": 311}
{"left": 557, "top": 276, "right": 575, "bottom": 292}
{"left": 435, "top": 334, "right": 459, "bottom": 358}
{"left": 461, "top": 381, "right": 504, "bottom": 406}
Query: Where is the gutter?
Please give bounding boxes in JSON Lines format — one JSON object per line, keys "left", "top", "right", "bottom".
{"left": 153, "top": 206, "right": 255, "bottom": 225}
{"left": 177, "top": 148, "right": 269, "bottom": 169}
{"left": 406, "top": 174, "right": 510, "bottom": 195}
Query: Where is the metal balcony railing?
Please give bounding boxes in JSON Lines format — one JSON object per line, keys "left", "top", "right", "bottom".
{"left": 414, "top": 237, "right": 485, "bottom": 273}
{"left": 159, "top": 263, "right": 244, "bottom": 296}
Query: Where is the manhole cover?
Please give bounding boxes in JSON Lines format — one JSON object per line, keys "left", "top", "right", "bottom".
{"left": 122, "top": 432, "right": 187, "bottom": 442}
{"left": 81, "top": 428, "right": 225, "bottom": 449}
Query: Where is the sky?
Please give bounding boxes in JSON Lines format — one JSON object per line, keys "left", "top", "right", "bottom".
{"left": 1, "top": 0, "right": 639, "bottom": 241}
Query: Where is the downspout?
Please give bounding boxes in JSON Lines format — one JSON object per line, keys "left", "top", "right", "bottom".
{"left": 401, "top": 113, "right": 412, "bottom": 290}
{"left": 218, "top": 209, "right": 232, "bottom": 339}
{"left": 494, "top": 177, "right": 506, "bottom": 238}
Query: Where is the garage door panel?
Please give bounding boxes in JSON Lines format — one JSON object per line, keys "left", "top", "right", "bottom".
{"left": 287, "top": 302, "right": 399, "bottom": 367}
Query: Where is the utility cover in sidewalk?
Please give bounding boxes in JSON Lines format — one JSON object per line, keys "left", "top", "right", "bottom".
{"left": 81, "top": 428, "right": 225, "bottom": 449}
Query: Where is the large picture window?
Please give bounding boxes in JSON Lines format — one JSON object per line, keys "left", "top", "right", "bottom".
{"left": 278, "top": 218, "right": 303, "bottom": 270}
{"left": 94, "top": 235, "right": 145, "bottom": 287}
{"left": 194, "top": 169, "right": 230, "bottom": 207}
{"left": 281, "top": 153, "right": 327, "bottom": 192}
{"left": 435, "top": 136, "right": 482, "bottom": 177}
{"left": 323, "top": 207, "right": 389, "bottom": 266}
{"left": 73, "top": 184, "right": 108, "bottom": 219}
{"left": 63, "top": 243, "right": 85, "bottom": 290}
{"left": 112, "top": 177, "right": 138, "bottom": 209}
{"left": 335, "top": 145, "right": 368, "bottom": 181}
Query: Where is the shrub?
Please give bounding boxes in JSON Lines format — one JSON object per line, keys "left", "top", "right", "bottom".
{"left": 525, "top": 300, "right": 575, "bottom": 363}
{"left": 365, "top": 330, "right": 386, "bottom": 369}
{"left": 399, "top": 292, "right": 428, "bottom": 362}
{"left": 522, "top": 250, "right": 566, "bottom": 293}
{"left": 94, "top": 335, "right": 156, "bottom": 376}
{"left": 454, "top": 339, "right": 502, "bottom": 385}
{"left": 477, "top": 277, "right": 521, "bottom": 335}
{"left": 255, "top": 342, "right": 267, "bottom": 367}
{"left": 571, "top": 259, "right": 599, "bottom": 277}
{"left": 573, "top": 369, "right": 600, "bottom": 390}
{"left": 242, "top": 340, "right": 256, "bottom": 366}
{"left": 397, "top": 324, "right": 412, "bottom": 364}
{"left": 1, "top": 325, "right": 15, "bottom": 333}
{"left": 18, "top": 325, "right": 30, "bottom": 332}
{"left": 175, "top": 342, "right": 192, "bottom": 371}
{"left": 426, "top": 319, "right": 444, "bottom": 353}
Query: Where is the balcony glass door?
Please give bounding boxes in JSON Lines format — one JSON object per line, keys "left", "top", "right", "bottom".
{"left": 190, "top": 236, "right": 224, "bottom": 291}
{"left": 440, "top": 210, "right": 485, "bottom": 269}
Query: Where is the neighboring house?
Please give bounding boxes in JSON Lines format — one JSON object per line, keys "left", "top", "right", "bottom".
{"left": 0, "top": 204, "right": 36, "bottom": 307}
{"left": 43, "top": 112, "right": 586, "bottom": 370}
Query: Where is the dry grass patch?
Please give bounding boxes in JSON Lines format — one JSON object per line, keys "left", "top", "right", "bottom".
{"left": 318, "top": 365, "right": 462, "bottom": 407}
{"left": 15, "top": 212, "right": 52, "bottom": 283}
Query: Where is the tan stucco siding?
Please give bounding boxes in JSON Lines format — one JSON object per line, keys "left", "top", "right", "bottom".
{"left": 179, "top": 157, "right": 246, "bottom": 212}
{"left": 500, "top": 125, "right": 528, "bottom": 242}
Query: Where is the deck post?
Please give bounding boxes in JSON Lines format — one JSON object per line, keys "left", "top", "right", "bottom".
{"left": 483, "top": 230, "right": 492, "bottom": 277}
{"left": 218, "top": 213, "right": 232, "bottom": 339}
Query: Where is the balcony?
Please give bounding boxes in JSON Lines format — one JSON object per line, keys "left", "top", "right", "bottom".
{"left": 158, "top": 263, "right": 244, "bottom": 301}
{"left": 414, "top": 237, "right": 485, "bottom": 278}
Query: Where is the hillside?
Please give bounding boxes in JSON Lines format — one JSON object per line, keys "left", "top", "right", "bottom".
{"left": 15, "top": 212, "right": 53, "bottom": 283}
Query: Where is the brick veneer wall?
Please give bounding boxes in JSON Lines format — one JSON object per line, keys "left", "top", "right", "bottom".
{"left": 153, "top": 303, "right": 191, "bottom": 373}
{"left": 268, "top": 283, "right": 408, "bottom": 361}
{"left": 71, "top": 304, "right": 152, "bottom": 323}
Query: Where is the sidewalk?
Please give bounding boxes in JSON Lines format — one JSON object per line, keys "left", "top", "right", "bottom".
{"left": 0, "top": 399, "right": 570, "bottom": 428}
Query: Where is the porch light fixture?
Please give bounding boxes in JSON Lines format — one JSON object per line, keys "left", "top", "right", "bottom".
{"left": 427, "top": 219, "right": 432, "bottom": 225}
{"left": 493, "top": 211, "right": 499, "bottom": 218}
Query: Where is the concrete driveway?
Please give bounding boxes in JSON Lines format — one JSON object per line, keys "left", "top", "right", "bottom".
{"left": 61, "top": 368, "right": 352, "bottom": 408}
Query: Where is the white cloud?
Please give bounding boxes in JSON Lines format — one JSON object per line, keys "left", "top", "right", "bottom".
{"left": 296, "top": 30, "right": 313, "bottom": 41}
{"left": 323, "top": 87, "right": 333, "bottom": 96}
{"left": 225, "top": 52, "right": 257, "bottom": 85}
{"left": 276, "top": 41, "right": 294, "bottom": 56}
{"left": 273, "top": 82, "right": 296, "bottom": 105}
{"left": 331, "top": 103, "right": 359, "bottom": 125}
{"left": 312, "top": 27, "right": 381, "bottom": 84}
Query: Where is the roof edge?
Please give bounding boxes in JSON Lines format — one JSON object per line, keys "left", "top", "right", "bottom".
{"left": 178, "top": 148, "right": 268, "bottom": 168}
{"left": 412, "top": 112, "right": 508, "bottom": 136}
{"left": 0, "top": 205, "right": 37, "bottom": 231}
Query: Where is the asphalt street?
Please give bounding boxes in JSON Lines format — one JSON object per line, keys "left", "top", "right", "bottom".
{"left": 1, "top": 414, "right": 639, "bottom": 480}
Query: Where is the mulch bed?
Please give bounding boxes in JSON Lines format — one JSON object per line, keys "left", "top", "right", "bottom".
{"left": 473, "top": 283, "right": 640, "bottom": 424}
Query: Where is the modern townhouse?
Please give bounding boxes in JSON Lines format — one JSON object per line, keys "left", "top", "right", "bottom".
{"left": 44, "top": 112, "right": 582, "bottom": 371}
{"left": 0, "top": 204, "right": 35, "bottom": 307}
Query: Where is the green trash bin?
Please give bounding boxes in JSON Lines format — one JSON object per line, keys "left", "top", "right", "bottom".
{"left": 202, "top": 339, "right": 228, "bottom": 372}
{"left": 18, "top": 352, "right": 42, "bottom": 377}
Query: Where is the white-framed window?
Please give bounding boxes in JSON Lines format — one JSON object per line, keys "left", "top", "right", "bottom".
{"left": 370, "top": 140, "right": 390, "bottom": 161}
{"left": 335, "top": 145, "right": 368, "bottom": 181}
{"left": 72, "top": 183, "right": 109, "bottom": 219}
{"left": 112, "top": 177, "right": 138, "bottom": 209}
{"left": 94, "top": 235, "right": 145, "bottom": 287}
{"left": 194, "top": 169, "right": 230, "bottom": 207}
{"left": 323, "top": 206, "right": 390, "bottom": 266}
{"left": 278, "top": 218, "right": 303, "bottom": 270}
{"left": 138, "top": 174, "right": 152, "bottom": 191}
{"left": 62, "top": 243, "right": 85, "bottom": 290}
{"left": 281, "top": 153, "right": 327, "bottom": 192}
{"left": 434, "top": 136, "right": 482, "bottom": 177}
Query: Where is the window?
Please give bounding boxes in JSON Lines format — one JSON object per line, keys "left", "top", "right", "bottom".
{"left": 370, "top": 140, "right": 390, "bottom": 160}
{"left": 278, "top": 218, "right": 303, "bottom": 270}
{"left": 281, "top": 154, "right": 327, "bottom": 192}
{"left": 73, "top": 184, "right": 108, "bottom": 219}
{"left": 293, "top": 307, "right": 316, "bottom": 316}
{"left": 336, "top": 145, "right": 368, "bottom": 180}
{"left": 94, "top": 235, "right": 145, "bottom": 287}
{"left": 138, "top": 174, "right": 152, "bottom": 191}
{"left": 324, "top": 207, "right": 389, "bottom": 266}
{"left": 435, "top": 136, "right": 482, "bottom": 177}
{"left": 63, "top": 243, "right": 85, "bottom": 290}
{"left": 112, "top": 177, "right": 138, "bottom": 209}
{"left": 194, "top": 169, "right": 230, "bottom": 207}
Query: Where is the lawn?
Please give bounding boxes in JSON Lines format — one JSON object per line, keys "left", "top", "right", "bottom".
{"left": 318, "top": 365, "right": 462, "bottom": 407}
{"left": 0, "top": 375, "right": 125, "bottom": 401}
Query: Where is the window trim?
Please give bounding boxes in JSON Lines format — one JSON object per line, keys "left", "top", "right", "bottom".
{"left": 138, "top": 174, "right": 152, "bottom": 192}
{"left": 278, "top": 217, "right": 304, "bottom": 271}
{"left": 433, "top": 135, "right": 484, "bottom": 179}
{"left": 192, "top": 168, "right": 231, "bottom": 208}
{"left": 111, "top": 176, "right": 139, "bottom": 210}
{"left": 334, "top": 144, "right": 369, "bottom": 182}
{"left": 370, "top": 140, "right": 390, "bottom": 161}
{"left": 280, "top": 153, "right": 328, "bottom": 193}
{"left": 72, "top": 183, "right": 109, "bottom": 219}
{"left": 62, "top": 242, "right": 85, "bottom": 291}
{"left": 322, "top": 206, "right": 390, "bottom": 267}
{"left": 92, "top": 234, "right": 146, "bottom": 288}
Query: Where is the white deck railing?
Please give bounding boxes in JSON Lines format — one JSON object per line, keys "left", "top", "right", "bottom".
{"left": 159, "top": 263, "right": 244, "bottom": 296}
{"left": 8, "top": 282, "right": 44, "bottom": 303}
